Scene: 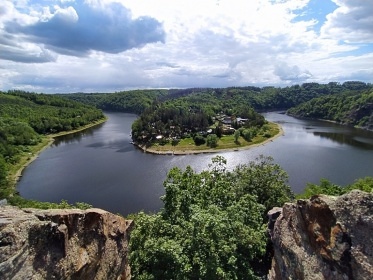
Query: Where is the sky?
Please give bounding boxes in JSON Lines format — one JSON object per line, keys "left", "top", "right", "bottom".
{"left": 0, "top": 0, "right": 372, "bottom": 93}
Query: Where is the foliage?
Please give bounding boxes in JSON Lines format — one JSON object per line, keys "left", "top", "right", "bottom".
{"left": 7, "top": 195, "right": 92, "bottom": 210}
{"left": 206, "top": 134, "right": 218, "bottom": 147}
{"left": 234, "top": 130, "right": 240, "bottom": 143}
{"left": 287, "top": 89, "right": 373, "bottom": 129}
{"left": 129, "top": 156, "right": 293, "bottom": 279}
{"left": 0, "top": 156, "right": 7, "bottom": 186}
{"left": 0, "top": 91, "right": 104, "bottom": 134}
{"left": 193, "top": 134, "right": 206, "bottom": 146}
{"left": 345, "top": 177, "right": 373, "bottom": 192}
{"left": 297, "top": 177, "right": 373, "bottom": 199}
{"left": 60, "top": 90, "right": 168, "bottom": 114}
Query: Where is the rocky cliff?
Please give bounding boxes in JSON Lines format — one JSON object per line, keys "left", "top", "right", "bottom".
{"left": 0, "top": 205, "right": 133, "bottom": 280}
{"left": 268, "top": 190, "right": 373, "bottom": 280}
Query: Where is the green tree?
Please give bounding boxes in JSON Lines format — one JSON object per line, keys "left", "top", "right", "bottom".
{"left": 193, "top": 134, "right": 206, "bottom": 146}
{"left": 234, "top": 130, "right": 240, "bottom": 143}
{"left": 129, "top": 156, "right": 293, "bottom": 279}
{"left": 206, "top": 134, "right": 218, "bottom": 148}
{"left": 0, "top": 156, "right": 7, "bottom": 186}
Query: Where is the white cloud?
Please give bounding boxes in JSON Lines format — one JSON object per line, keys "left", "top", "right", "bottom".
{"left": 321, "top": 0, "right": 373, "bottom": 43}
{"left": 274, "top": 62, "right": 313, "bottom": 82}
{"left": 53, "top": 6, "right": 79, "bottom": 23}
{"left": 0, "top": 0, "right": 372, "bottom": 92}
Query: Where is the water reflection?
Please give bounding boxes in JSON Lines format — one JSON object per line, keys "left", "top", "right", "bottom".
{"left": 53, "top": 123, "right": 104, "bottom": 147}
{"left": 17, "top": 112, "right": 373, "bottom": 216}
{"left": 313, "top": 131, "right": 373, "bottom": 150}
{"left": 86, "top": 140, "right": 133, "bottom": 153}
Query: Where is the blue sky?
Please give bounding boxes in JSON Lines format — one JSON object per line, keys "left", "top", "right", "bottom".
{"left": 0, "top": 0, "right": 372, "bottom": 93}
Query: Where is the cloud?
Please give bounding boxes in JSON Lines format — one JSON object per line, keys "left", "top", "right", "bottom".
{"left": 321, "top": 0, "right": 373, "bottom": 43}
{"left": 0, "top": 0, "right": 372, "bottom": 92}
{"left": 2, "top": 1, "right": 165, "bottom": 59}
{"left": 274, "top": 62, "right": 313, "bottom": 82}
{"left": 0, "top": 44, "right": 56, "bottom": 63}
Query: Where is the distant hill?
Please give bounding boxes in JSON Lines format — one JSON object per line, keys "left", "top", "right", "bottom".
{"left": 287, "top": 89, "right": 373, "bottom": 130}
{"left": 60, "top": 81, "right": 373, "bottom": 113}
{"left": 59, "top": 90, "right": 169, "bottom": 114}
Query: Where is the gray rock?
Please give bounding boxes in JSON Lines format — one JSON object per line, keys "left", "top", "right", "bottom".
{"left": 0, "top": 205, "right": 133, "bottom": 280}
{"left": 268, "top": 190, "right": 373, "bottom": 280}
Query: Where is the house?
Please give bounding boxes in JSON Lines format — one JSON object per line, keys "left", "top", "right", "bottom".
{"left": 222, "top": 117, "right": 232, "bottom": 125}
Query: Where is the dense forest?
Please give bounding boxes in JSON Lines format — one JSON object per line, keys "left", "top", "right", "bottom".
{"left": 61, "top": 81, "right": 372, "bottom": 113}
{"left": 60, "top": 90, "right": 168, "bottom": 114}
{"left": 287, "top": 89, "right": 373, "bottom": 130}
{"left": 130, "top": 92, "right": 267, "bottom": 147}
{"left": 0, "top": 90, "right": 104, "bottom": 200}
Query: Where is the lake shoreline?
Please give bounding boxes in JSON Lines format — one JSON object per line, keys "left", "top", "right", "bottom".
{"left": 135, "top": 123, "right": 284, "bottom": 155}
{"left": 11, "top": 117, "right": 108, "bottom": 187}
{"left": 287, "top": 113, "right": 373, "bottom": 132}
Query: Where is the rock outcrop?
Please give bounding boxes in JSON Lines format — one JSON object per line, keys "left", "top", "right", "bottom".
{"left": 268, "top": 190, "right": 373, "bottom": 280}
{"left": 0, "top": 205, "right": 133, "bottom": 280}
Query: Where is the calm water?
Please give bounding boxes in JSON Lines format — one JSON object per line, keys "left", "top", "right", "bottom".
{"left": 18, "top": 112, "right": 373, "bottom": 215}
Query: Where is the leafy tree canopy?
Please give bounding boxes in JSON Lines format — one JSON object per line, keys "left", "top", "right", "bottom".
{"left": 297, "top": 177, "right": 373, "bottom": 199}
{"left": 129, "top": 156, "right": 293, "bottom": 280}
{"left": 287, "top": 89, "right": 373, "bottom": 129}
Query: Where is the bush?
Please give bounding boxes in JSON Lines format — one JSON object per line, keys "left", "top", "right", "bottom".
{"left": 193, "top": 134, "right": 206, "bottom": 146}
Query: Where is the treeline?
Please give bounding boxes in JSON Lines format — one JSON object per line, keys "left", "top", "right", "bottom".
{"left": 0, "top": 90, "right": 105, "bottom": 198}
{"left": 60, "top": 90, "right": 168, "bottom": 114}
{"left": 287, "top": 89, "right": 373, "bottom": 130}
{"left": 1, "top": 91, "right": 104, "bottom": 134}
{"left": 61, "top": 81, "right": 372, "bottom": 113}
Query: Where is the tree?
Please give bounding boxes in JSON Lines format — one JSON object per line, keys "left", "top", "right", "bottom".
{"left": 206, "top": 134, "right": 218, "bottom": 148}
{"left": 0, "top": 156, "right": 7, "bottom": 186}
{"left": 234, "top": 130, "right": 240, "bottom": 143}
{"left": 129, "top": 156, "right": 293, "bottom": 279}
{"left": 193, "top": 134, "right": 206, "bottom": 146}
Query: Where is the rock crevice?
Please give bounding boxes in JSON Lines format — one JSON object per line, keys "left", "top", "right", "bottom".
{"left": 268, "top": 190, "right": 373, "bottom": 280}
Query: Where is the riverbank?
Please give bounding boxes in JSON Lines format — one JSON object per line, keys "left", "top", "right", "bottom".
{"left": 136, "top": 122, "right": 284, "bottom": 155}
{"left": 287, "top": 112, "right": 373, "bottom": 132}
{"left": 10, "top": 117, "right": 108, "bottom": 187}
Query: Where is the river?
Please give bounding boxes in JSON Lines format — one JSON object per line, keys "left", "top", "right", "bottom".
{"left": 17, "top": 112, "right": 373, "bottom": 215}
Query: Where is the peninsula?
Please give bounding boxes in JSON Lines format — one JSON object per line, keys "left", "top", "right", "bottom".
{"left": 135, "top": 121, "right": 283, "bottom": 155}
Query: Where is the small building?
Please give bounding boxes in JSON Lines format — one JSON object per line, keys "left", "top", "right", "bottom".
{"left": 222, "top": 117, "right": 232, "bottom": 125}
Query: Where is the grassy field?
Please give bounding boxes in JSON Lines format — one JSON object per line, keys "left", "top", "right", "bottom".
{"left": 143, "top": 122, "right": 281, "bottom": 154}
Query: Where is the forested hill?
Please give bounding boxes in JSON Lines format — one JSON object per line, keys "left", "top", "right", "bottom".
{"left": 60, "top": 81, "right": 373, "bottom": 113}
{"left": 0, "top": 90, "right": 105, "bottom": 198}
{"left": 287, "top": 89, "right": 373, "bottom": 130}
{"left": 60, "top": 89, "right": 168, "bottom": 114}
{"left": 0, "top": 91, "right": 104, "bottom": 133}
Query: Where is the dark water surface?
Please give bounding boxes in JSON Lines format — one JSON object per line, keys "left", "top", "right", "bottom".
{"left": 18, "top": 112, "right": 373, "bottom": 215}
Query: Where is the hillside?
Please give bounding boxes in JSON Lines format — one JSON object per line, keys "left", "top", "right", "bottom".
{"left": 60, "top": 81, "right": 373, "bottom": 113}
{"left": 287, "top": 90, "right": 373, "bottom": 130}
{"left": 59, "top": 89, "right": 168, "bottom": 114}
{"left": 0, "top": 91, "right": 105, "bottom": 202}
